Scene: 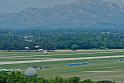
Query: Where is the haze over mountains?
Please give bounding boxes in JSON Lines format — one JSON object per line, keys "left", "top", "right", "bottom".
{"left": 0, "top": 0, "right": 124, "bottom": 30}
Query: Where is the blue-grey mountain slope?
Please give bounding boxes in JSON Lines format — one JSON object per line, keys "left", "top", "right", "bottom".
{"left": 0, "top": 0, "right": 124, "bottom": 30}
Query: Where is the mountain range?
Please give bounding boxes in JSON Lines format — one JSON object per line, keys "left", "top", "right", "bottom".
{"left": 0, "top": 0, "right": 124, "bottom": 30}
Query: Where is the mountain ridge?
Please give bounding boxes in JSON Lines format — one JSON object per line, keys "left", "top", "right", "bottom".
{"left": 0, "top": 0, "right": 124, "bottom": 30}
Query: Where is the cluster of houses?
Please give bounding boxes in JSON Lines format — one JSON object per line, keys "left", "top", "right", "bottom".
{"left": 0, "top": 69, "right": 21, "bottom": 72}
{"left": 24, "top": 45, "right": 55, "bottom": 53}
{"left": 25, "top": 46, "right": 49, "bottom": 54}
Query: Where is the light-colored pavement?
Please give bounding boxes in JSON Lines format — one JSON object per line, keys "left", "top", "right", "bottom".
{"left": 0, "top": 55, "right": 124, "bottom": 65}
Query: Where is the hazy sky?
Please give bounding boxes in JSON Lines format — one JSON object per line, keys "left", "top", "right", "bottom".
{"left": 0, "top": 0, "right": 123, "bottom": 13}
{"left": 0, "top": 0, "right": 75, "bottom": 13}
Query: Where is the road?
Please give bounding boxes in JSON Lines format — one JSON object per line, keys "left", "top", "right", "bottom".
{"left": 0, "top": 55, "right": 123, "bottom": 65}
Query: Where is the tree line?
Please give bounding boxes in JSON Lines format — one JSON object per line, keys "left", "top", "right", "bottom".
{"left": 0, "top": 71, "right": 115, "bottom": 83}
{"left": 0, "top": 29, "right": 124, "bottom": 50}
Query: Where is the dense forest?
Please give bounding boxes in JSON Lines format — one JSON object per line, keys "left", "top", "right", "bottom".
{"left": 0, "top": 71, "right": 115, "bottom": 83}
{"left": 0, "top": 29, "right": 124, "bottom": 50}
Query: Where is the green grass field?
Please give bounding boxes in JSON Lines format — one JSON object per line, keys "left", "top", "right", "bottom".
{"left": 0, "top": 50, "right": 124, "bottom": 82}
